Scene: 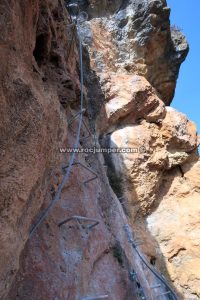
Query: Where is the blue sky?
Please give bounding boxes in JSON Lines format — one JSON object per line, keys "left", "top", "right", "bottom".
{"left": 167, "top": 0, "right": 200, "bottom": 133}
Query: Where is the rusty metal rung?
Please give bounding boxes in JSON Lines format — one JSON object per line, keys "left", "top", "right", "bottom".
{"left": 58, "top": 215, "right": 100, "bottom": 229}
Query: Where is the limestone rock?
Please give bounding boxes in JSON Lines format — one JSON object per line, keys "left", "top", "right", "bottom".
{"left": 82, "top": 0, "right": 189, "bottom": 104}
{"left": 109, "top": 109, "right": 198, "bottom": 215}
{"left": 147, "top": 161, "right": 200, "bottom": 299}
{"left": 161, "top": 107, "right": 197, "bottom": 151}
{"left": 0, "top": 1, "right": 141, "bottom": 299}
{"left": 110, "top": 123, "right": 165, "bottom": 214}
{"left": 100, "top": 75, "right": 166, "bottom": 131}
{"left": 0, "top": 0, "right": 198, "bottom": 299}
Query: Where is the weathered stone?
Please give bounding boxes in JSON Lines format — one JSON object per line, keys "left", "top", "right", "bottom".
{"left": 109, "top": 109, "right": 198, "bottom": 215}
{"left": 82, "top": 0, "right": 189, "bottom": 105}
{"left": 161, "top": 107, "right": 197, "bottom": 152}
{"left": 0, "top": 0, "right": 199, "bottom": 299}
{"left": 147, "top": 161, "right": 200, "bottom": 299}
{"left": 100, "top": 75, "right": 166, "bottom": 131}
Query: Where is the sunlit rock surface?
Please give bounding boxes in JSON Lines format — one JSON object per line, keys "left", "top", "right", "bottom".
{"left": 0, "top": 0, "right": 199, "bottom": 299}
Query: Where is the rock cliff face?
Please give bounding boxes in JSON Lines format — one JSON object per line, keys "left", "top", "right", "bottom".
{"left": 0, "top": 0, "right": 199, "bottom": 300}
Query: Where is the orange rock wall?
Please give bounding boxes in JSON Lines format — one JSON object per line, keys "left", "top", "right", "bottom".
{"left": 0, "top": 0, "right": 199, "bottom": 300}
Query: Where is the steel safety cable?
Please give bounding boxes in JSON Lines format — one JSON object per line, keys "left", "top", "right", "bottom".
{"left": 124, "top": 225, "right": 178, "bottom": 300}
{"left": 29, "top": 19, "right": 84, "bottom": 238}
{"left": 134, "top": 247, "right": 178, "bottom": 300}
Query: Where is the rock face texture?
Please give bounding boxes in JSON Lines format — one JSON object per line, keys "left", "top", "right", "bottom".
{"left": 109, "top": 107, "right": 197, "bottom": 215}
{"left": 0, "top": 0, "right": 199, "bottom": 300}
{"left": 147, "top": 159, "right": 200, "bottom": 299}
{"left": 82, "top": 0, "right": 188, "bottom": 104}
{"left": 98, "top": 74, "right": 166, "bottom": 133}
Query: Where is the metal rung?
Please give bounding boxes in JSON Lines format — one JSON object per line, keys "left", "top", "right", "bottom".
{"left": 68, "top": 110, "right": 91, "bottom": 140}
{"left": 81, "top": 295, "right": 108, "bottom": 300}
{"left": 150, "top": 284, "right": 161, "bottom": 289}
{"left": 135, "top": 241, "right": 143, "bottom": 246}
{"left": 156, "top": 291, "right": 171, "bottom": 297}
{"left": 70, "top": 118, "right": 91, "bottom": 140}
{"left": 68, "top": 109, "right": 86, "bottom": 127}
{"left": 123, "top": 226, "right": 179, "bottom": 300}
{"left": 63, "top": 161, "right": 98, "bottom": 184}
{"left": 80, "top": 119, "right": 92, "bottom": 141}
{"left": 134, "top": 238, "right": 143, "bottom": 243}
{"left": 58, "top": 215, "right": 99, "bottom": 229}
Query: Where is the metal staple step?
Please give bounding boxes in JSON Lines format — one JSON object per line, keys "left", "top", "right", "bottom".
{"left": 58, "top": 215, "right": 100, "bottom": 229}
{"left": 150, "top": 284, "right": 161, "bottom": 289}
{"left": 62, "top": 161, "right": 98, "bottom": 184}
